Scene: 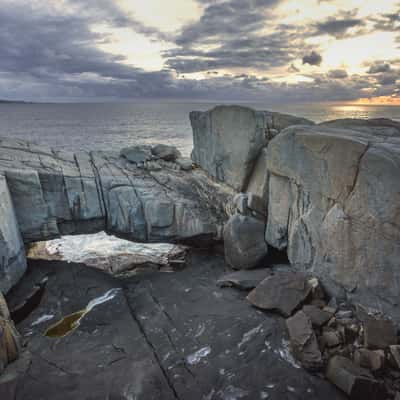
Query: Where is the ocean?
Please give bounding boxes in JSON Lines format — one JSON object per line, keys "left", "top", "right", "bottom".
{"left": 0, "top": 101, "right": 399, "bottom": 156}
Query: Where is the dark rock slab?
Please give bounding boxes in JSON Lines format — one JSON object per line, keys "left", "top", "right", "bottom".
{"left": 326, "top": 356, "right": 387, "bottom": 400}
{"left": 364, "top": 318, "right": 397, "bottom": 349}
{"left": 223, "top": 214, "right": 268, "bottom": 270}
{"left": 2, "top": 251, "right": 346, "bottom": 400}
{"left": 286, "top": 311, "right": 322, "bottom": 371}
{"left": 217, "top": 269, "right": 271, "bottom": 290}
{"left": 302, "top": 305, "right": 332, "bottom": 328}
{"left": 247, "top": 271, "right": 312, "bottom": 317}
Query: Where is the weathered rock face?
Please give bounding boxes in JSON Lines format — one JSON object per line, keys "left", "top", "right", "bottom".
{"left": 190, "top": 105, "right": 267, "bottom": 191}
{"left": 0, "top": 138, "right": 233, "bottom": 292}
{"left": 264, "top": 123, "right": 400, "bottom": 320}
{"left": 0, "top": 176, "right": 26, "bottom": 294}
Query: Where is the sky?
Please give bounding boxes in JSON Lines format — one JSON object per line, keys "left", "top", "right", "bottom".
{"left": 0, "top": 0, "right": 399, "bottom": 103}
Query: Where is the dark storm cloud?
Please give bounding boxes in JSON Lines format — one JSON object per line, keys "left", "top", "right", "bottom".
{"left": 166, "top": 0, "right": 311, "bottom": 75}
{"left": 175, "top": 0, "right": 283, "bottom": 46}
{"left": 312, "top": 10, "right": 365, "bottom": 38}
{"left": 165, "top": 29, "right": 309, "bottom": 73}
{"left": 302, "top": 51, "right": 322, "bottom": 66}
{"left": 367, "top": 62, "right": 392, "bottom": 74}
{"left": 327, "top": 69, "right": 348, "bottom": 79}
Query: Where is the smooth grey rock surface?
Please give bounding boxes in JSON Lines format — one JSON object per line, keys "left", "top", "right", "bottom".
{"left": 190, "top": 105, "right": 267, "bottom": 191}
{"left": 223, "top": 214, "right": 268, "bottom": 270}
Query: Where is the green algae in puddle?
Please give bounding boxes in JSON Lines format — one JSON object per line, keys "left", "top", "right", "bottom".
{"left": 45, "top": 309, "right": 86, "bottom": 338}
{"left": 44, "top": 288, "right": 121, "bottom": 338}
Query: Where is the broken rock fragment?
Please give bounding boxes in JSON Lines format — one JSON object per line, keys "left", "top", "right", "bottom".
{"left": 364, "top": 318, "right": 397, "bottom": 349}
{"left": 286, "top": 310, "right": 323, "bottom": 371}
{"left": 247, "top": 271, "right": 311, "bottom": 317}
{"left": 326, "top": 356, "right": 387, "bottom": 400}
{"left": 302, "top": 305, "right": 332, "bottom": 328}
{"left": 354, "top": 349, "right": 385, "bottom": 371}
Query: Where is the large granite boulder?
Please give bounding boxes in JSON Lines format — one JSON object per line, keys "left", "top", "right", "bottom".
{"left": 265, "top": 123, "right": 400, "bottom": 320}
{"left": 223, "top": 214, "right": 268, "bottom": 270}
{"left": 190, "top": 105, "right": 267, "bottom": 191}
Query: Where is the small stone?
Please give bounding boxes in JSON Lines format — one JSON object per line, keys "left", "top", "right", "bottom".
{"left": 151, "top": 144, "right": 181, "bottom": 161}
{"left": 322, "top": 330, "right": 341, "bottom": 348}
{"left": 364, "top": 318, "right": 397, "bottom": 349}
{"left": 395, "top": 392, "right": 400, "bottom": 400}
{"left": 175, "top": 157, "right": 193, "bottom": 171}
{"left": 326, "top": 356, "right": 387, "bottom": 400}
{"left": 307, "top": 277, "right": 325, "bottom": 301}
{"left": 354, "top": 349, "right": 385, "bottom": 371}
{"left": 286, "top": 311, "right": 323, "bottom": 371}
{"left": 247, "top": 271, "right": 311, "bottom": 317}
{"left": 336, "top": 310, "right": 353, "bottom": 319}
{"left": 232, "top": 193, "right": 249, "bottom": 215}
{"left": 302, "top": 305, "right": 332, "bottom": 328}
{"left": 311, "top": 299, "right": 326, "bottom": 309}
{"left": 389, "top": 345, "right": 400, "bottom": 369}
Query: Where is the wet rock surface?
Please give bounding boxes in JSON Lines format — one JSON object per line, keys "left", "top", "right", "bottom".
{"left": 1, "top": 251, "right": 345, "bottom": 400}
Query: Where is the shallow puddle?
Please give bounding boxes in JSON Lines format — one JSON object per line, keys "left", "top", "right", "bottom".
{"left": 44, "top": 288, "right": 120, "bottom": 338}
{"left": 45, "top": 310, "right": 86, "bottom": 338}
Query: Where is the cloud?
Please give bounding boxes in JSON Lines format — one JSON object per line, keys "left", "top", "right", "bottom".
{"left": 302, "top": 51, "right": 322, "bottom": 66}
{"left": 327, "top": 69, "right": 348, "bottom": 79}
{"left": 367, "top": 62, "right": 392, "bottom": 74}
{"left": 0, "top": 0, "right": 398, "bottom": 103}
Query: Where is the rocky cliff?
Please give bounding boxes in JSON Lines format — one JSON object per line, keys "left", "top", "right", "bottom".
{"left": 191, "top": 106, "right": 400, "bottom": 321}
{"left": 0, "top": 139, "right": 233, "bottom": 293}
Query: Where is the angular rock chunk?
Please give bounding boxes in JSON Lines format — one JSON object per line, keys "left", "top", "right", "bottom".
{"left": 286, "top": 310, "right": 323, "bottom": 371}
{"left": 120, "top": 145, "right": 152, "bottom": 163}
{"left": 217, "top": 269, "right": 271, "bottom": 290}
{"left": 151, "top": 144, "right": 181, "bottom": 162}
{"left": 326, "top": 356, "right": 387, "bottom": 400}
{"left": 354, "top": 349, "right": 385, "bottom": 371}
{"left": 223, "top": 214, "right": 268, "bottom": 270}
{"left": 389, "top": 345, "right": 400, "bottom": 369}
{"left": 302, "top": 305, "right": 332, "bottom": 328}
{"left": 190, "top": 105, "right": 267, "bottom": 191}
{"left": 247, "top": 271, "right": 311, "bottom": 317}
{"left": 364, "top": 318, "right": 397, "bottom": 349}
